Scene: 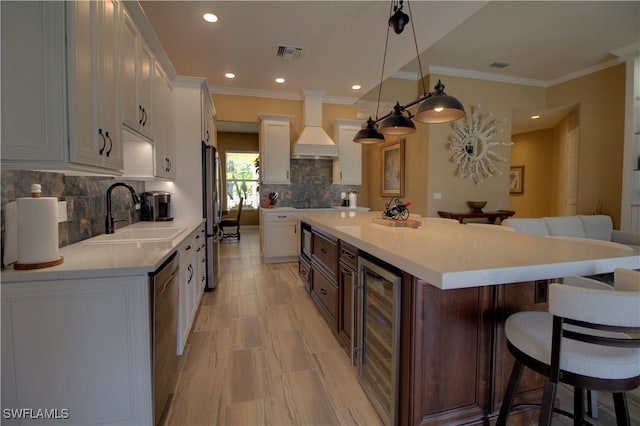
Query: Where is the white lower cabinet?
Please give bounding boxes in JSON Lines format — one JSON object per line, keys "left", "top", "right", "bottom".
{"left": 261, "top": 210, "right": 299, "bottom": 262}
{"left": 177, "top": 224, "right": 205, "bottom": 354}
{"left": 1, "top": 275, "right": 153, "bottom": 425}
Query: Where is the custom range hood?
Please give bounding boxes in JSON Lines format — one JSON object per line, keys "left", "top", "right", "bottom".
{"left": 292, "top": 90, "right": 338, "bottom": 159}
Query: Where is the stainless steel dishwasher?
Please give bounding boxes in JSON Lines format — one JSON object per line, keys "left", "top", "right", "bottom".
{"left": 150, "top": 251, "right": 179, "bottom": 426}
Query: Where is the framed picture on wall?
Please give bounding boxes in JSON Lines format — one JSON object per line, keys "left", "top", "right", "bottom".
{"left": 381, "top": 139, "right": 405, "bottom": 197}
{"left": 509, "top": 165, "right": 524, "bottom": 194}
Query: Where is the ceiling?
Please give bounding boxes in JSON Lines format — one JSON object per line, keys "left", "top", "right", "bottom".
{"left": 139, "top": 1, "right": 640, "bottom": 134}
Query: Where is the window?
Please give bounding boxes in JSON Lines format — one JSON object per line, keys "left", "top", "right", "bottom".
{"left": 225, "top": 151, "right": 259, "bottom": 210}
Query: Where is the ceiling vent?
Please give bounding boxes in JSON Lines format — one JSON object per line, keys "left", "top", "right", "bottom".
{"left": 490, "top": 61, "right": 510, "bottom": 69}
{"left": 277, "top": 45, "right": 303, "bottom": 60}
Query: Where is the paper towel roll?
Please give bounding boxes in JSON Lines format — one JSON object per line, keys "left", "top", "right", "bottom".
{"left": 348, "top": 192, "right": 357, "bottom": 208}
{"left": 17, "top": 197, "right": 60, "bottom": 264}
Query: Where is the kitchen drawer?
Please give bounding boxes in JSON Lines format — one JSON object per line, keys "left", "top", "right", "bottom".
{"left": 338, "top": 240, "right": 358, "bottom": 270}
{"left": 299, "top": 255, "right": 311, "bottom": 293}
{"left": 312, "top": 230, "right": 337, "bottom": 280}
{"left": 311, "top": 267, "right": 338, "bottom": 326}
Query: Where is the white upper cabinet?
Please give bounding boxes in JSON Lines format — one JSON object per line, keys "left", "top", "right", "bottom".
{"left": 1, "top": 2, "right": 68, "bottom": 165}
{"left": 1, "top": 1, "right": 123, "bottom": 173}
{"left": 120, "top": 9, "right": 154, "bottom": 141}
{"left": 67, "top": 0, "right": 123, "bottom": 172}
{"left": 332, "top": 120, "right": 363, "bottom": 185}
{"left": 259, "top": 115, "right": 291, "bottom": 184}
{"left": 153, "top": 63, "right": 176, "bottom": 179}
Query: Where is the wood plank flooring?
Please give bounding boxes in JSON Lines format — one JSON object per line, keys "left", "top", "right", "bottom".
{"left": 168, "top": 228, "right": 383, "bottom": 426}
{"left": 168, "top": 228, "right": 639, "bottom": 426}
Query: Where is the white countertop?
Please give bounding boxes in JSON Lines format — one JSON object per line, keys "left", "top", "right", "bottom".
{"left": 298, "top": 211, "right": 640, "bottom": 290}
{"left": 1, "top": 219, "right": 204, "bottom": 282}
{"left": 261, "top": 206, "right": 370, "bottom": 213}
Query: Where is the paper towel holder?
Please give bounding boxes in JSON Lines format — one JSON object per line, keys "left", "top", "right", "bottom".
{"left": 13, "top": 185, "right": 64, "bottom": 270}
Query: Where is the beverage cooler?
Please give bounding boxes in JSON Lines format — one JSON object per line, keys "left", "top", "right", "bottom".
{"left": 355, "top": 257, "right": 401, "bottom": 426}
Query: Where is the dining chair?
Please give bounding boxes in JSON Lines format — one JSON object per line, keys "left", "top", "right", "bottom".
{"left": 220, "top": 197, "right": 243, "bottom": 241}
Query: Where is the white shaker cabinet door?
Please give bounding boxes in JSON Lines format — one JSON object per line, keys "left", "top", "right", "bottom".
{"left": 333, "top": 120, "right": 362, "bottom": 185}
{"left": 67, "top": 0, "right": 123, "bottom": 172}
{"left": 259, "top": 115, "right": 291, "bottom": 184}
{"left": 0, "top": 1, "right": 68, "bottom": 164}
{"left": 1, "top": 276, "right": 152, "bottom": 426}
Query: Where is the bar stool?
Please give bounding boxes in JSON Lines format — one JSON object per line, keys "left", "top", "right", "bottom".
{"left": 497, "top": 268, "right": 640, "bottom": 426}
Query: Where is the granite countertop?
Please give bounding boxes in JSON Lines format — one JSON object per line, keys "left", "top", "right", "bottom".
{"left": 1, "top": 218, "right": 204, "bottom": 283}
{"left": 298, "top": 211, "right": 640, "bottom": 290}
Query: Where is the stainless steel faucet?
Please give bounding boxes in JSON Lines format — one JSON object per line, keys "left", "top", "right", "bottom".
{"left": 105, "top": 183, "right": 140, "bottom": 234}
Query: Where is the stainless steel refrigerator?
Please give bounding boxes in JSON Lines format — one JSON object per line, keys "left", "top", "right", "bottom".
{"left": 202, "top": 142, "right": 223, "bottom": 290}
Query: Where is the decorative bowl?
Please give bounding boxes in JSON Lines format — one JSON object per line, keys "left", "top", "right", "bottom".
{"left": 467, "top": 201, "right": 487, "bottom": 212}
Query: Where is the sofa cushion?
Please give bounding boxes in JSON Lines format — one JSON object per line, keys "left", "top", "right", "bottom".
{"left": 502, "top": 218, "right": 550, "bottom": 236}
{"left": 578, "top": 215, "right": 613, "bottom": 241}
{"left": 543, "top": 216, "right": 586, "bottom": 238}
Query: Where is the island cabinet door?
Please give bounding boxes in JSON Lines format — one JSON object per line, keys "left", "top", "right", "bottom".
{"left": 398, "top": 279, "right": 493, "bottom": 426}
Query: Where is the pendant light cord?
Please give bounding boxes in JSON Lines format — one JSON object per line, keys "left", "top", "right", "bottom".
{"left": 407, "top": 0, "right": 427, "bottom": 97}
{"left": 375, "top": 0, "right": 394, "bottom": 120}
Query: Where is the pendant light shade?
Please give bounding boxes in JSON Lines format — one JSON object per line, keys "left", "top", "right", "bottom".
{"left": 413, "top": 80, "right": 466, "bottom": 124}
{"left": 379, "top": 103, "right": 416, "bottom": 135}
{"left": 353, "top": 117, "right": 386, "bottom": 144}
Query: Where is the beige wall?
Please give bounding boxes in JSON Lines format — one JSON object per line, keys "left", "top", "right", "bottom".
{"left": 509, "top": 129, "right": 556, "bottom": 217}
{"left": 547, "top": 64, "right": 626, "bottom": 227}
{"left": 217, "top": 131, "right": 260, "bottom": 226}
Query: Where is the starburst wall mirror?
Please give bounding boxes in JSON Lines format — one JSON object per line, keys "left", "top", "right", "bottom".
{"left": 449, "top": 105, "right": 513, "bottom": 184}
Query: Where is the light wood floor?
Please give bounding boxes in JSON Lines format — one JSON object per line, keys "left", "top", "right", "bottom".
{"left": 167, "top": 228, "right": 383, "bottom": 426}
{"left": 168, "top": 228, "right": 639, "bottom": 426}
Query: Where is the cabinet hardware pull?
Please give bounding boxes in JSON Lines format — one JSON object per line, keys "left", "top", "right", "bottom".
{"left": 343, "top": 268, "right": 352, "bottom": 276}
{"left": 277, "top": 215, "right": 287, "bottom": 218}
{"left": 165, "top": 157, "right": 171, "bottom": 172}
{"left": 141, "top": 107, "right": 147, "bottom": 126}
{"left": 320, "top": 288, "right": 327, "bottom": 295}
{"left": 98, "top": 128, "right": 106, "bottom": 155}
{"left": 320, "top": 248, "right": 327, "bottom": 254}
{"left": 138, "top": 105, "right": 144, "bottom": 125}
{"left": 105, "top": 131, "right": 113, "bottom": 157}
{"left": 206, "top": 130, "right": 210, "bottom": 142}
{"left": 185, "top": 245, "right": 191, "bottom": 251}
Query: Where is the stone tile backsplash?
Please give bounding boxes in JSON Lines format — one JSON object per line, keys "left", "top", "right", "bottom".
{"left": 1, "top": 170, "right": 145, "bottom": 268}
{"left": 260, "top": 159, "right": 357, "bottom": 208}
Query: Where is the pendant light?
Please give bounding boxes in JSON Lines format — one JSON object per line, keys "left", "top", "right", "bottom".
{"left": 353, "top": 0, "right": 466, "bottom": 144}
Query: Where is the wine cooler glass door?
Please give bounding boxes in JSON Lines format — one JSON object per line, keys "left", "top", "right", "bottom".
{"left": 357, "top": 257, "right": 401, "bottom": 426}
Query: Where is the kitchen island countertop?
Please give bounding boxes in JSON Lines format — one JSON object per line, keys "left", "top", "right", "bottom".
{"left": 1, "top": 218, "right": 204, "bottom": 282}
{"left": 298, "top": 211, "right": 639, "bottom": 289}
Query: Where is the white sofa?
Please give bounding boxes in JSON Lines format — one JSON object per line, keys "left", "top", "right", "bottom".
{"left": 502, "top": 215, "right": 640, "bottom": 251}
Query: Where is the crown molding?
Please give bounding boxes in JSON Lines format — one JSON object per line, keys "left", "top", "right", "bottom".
{"left": 427, "top": 65, "right": 549, "bottom": 88}
{"left": 209, "top": 85, "right": 357, "bottom": 104}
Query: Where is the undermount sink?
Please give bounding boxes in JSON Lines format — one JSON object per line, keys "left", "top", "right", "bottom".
{"left": 84, "top": 227, "right": 187, "bottom": 244}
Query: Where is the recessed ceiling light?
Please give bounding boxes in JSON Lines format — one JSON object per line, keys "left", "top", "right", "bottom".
{"left": 352, "top": 84, "right": 362, "bottom": 90}
{"left": 531, "top": 115, "right": 541, "bottom": 119}
{"left": 275, "top": 77, "right": 285, "bottom": 84}
{"left": 203, "top": 13, "right": 218, "bottom": 23}
{"left": 224, "top": 72, "right": 235, "bottom": 79}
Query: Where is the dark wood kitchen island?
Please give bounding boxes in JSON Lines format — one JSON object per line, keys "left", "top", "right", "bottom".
{"left": 297, "top": 212, "right": 639, "bottom": 426}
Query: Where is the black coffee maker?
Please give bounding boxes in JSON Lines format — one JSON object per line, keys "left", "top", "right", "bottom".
{"left": 140, "top": 191, "right": 173, "bottom": 221}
